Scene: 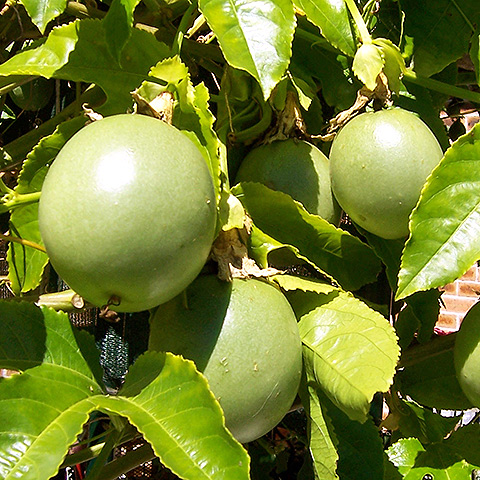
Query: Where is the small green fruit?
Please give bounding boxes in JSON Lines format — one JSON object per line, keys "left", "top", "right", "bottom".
{"left": 39, "top": 114, "right": 217, "bottom": 312}
{"left": 235, "top": 139, "right": 341, "bottom": 224}
{"left": 9, "top": 78, "right": 54, "bottom": 111}
{"left": 329, "top": 108, "right": 443, "bottom": 239}
{"left": 149, "top": 275, "right": 303, "bottom": 443}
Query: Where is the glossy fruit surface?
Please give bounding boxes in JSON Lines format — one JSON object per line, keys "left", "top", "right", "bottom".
{"left": 454, "top": 304, "right": 480, "bottom": 406}
{"left": 329, "top": 108, "right": 443, "bottom": 239}
{"left": 149, "top": 275, "right": 303, "bottom": 443}
{"left": 39, "top": 114, "right": 217, "bottom": 312}
{"left": 9, "top": 77, "right": 54, "bottom": 111}
{"left": 235, "top": 139, "right": 341, "bottom": 224}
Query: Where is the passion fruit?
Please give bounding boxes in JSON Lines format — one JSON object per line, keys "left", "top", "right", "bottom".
{"left": 148, "top": 275, "right": 303, "bottom": 443}
{"left": 454, "top": 303, "right": 480, "bottom": 407}
{"left": 38, "top": 114, "right": 217, "bottom": 312}
{"left": 329, "top": 108, "right": 443, "bottom": 239}
{"left": 9, "top": 77, "right": 54, "bottom": 111}
{"left": 235, "top": 139, "right": 341, "bottom": 224}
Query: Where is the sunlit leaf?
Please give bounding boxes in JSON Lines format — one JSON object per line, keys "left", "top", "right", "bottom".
{"left": 293, "top": 0, "right": 356, "bottom": 56}
{"left": 19, "top": 0, "right": 67, "bottom": 33}
{"left": 298, "top": 290, "right": 399, "bottom": 422}
{"left": 233, "top": 182, "right": 381, "bottom": 292}
{"left": 103, "top": 352, "right": 250, "bottom": 480}
{"left": 198, "top": 0, "right": 296, "bottom": 99}
{"left": 397, "top": 124, "right": 480, "bottom": 300}
{"left": 0, "top": 19, "right": 171, "bottom": 113}
{"left": 352, "top": 43, "right": 383, "bottom": 90}
{"left": 298, "top": 374, "right": 339, "bottom": 480}
{"left": 272, "top": 274, "right": 338, "bottom": 296}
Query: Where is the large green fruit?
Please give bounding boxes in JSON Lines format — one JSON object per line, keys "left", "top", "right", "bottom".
{"left": 149, "top": 275, "right": 303, "bottom": 443}
{"left": 39, "top": 114, "right": 217, "bottom": 312}
{"left": 329, "top": 108, "right": 443, "bottom": 239}
{"left": 235, "top": 139, "right": 341, "bottom": 224}
{"left": 454, "top": 303, "right": 480, "bottom": 406}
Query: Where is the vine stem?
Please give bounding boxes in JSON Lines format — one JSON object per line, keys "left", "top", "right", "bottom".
{"left": 403, "top": 70, "right": 480, "bottom": 105}
{"left": 344, "top": 0, "right": 372, "bottom": 44}
{"left": 398, "top": 333, "right": 457, "bottom": 368}
{"left": 171, "top": 0, "right": 198, "bottom": 56}
{"left": 0, "top": 232, "right": 46, "bottom": 253}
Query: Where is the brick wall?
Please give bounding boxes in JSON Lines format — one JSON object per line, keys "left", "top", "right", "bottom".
{"left": 438, "top": 264, "right": 480, "bottom": 332}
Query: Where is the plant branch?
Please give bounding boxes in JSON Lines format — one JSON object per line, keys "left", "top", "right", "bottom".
{"left": 171, "top": 0, "right": 198, "bottom": 56}
{"left": 398, "top": 333, "right": 457, "bottom": 368}
{"left": 0, "top": 232, "right": 46, "bottom": 253}
{"left": 403, "top": 70, "right": 480, "bottom": 105}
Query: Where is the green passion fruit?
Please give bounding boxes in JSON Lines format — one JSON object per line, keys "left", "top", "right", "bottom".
{"left": 38, "top": 114, "right": 217, "bottom": 312}
{"left": 235, "top": 139, "right": 341, "bottom": 224}
{"left": 149, "top": 275, "right": 303, "bottom": 443}
{"left": 454, "top": 303, "right": 480, "bottom": 407}
{"left": 9, "top": 77, "right": 54, "bottom": 111}
{"left": 329, "top": 108, "right": 443, "bottom": 239}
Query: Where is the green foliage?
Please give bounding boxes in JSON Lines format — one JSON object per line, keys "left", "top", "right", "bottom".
{"left": 0, "top": 0, "right": 480, "bottom": 478}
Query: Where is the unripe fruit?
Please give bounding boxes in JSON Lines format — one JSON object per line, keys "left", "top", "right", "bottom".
{"left": 454, "top": 303, "right": 480, "bottom": 407}
{"left": 329, "top": 108, "right": 443, "bottom": 239}
{"left": 149, "top": 275, "right": 303, "bottom": 443}
{"left": 39, "top": 114, "right": 217, "bottom": 312}
{"left": 235, "top": 139, "right": 341, "bottom": 224}
{"left": 9, "top": 78, "right": 54, "bottom": 111}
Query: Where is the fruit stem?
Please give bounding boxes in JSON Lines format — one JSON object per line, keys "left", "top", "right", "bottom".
{"left": 1, "top": 190, "right": 41, "bottom": 211}
{"left": 403, "top": 70, "right": 480, "bottom": 105}
{"left": 0, "top": 232, "right": 46, "bottom": 253}
{"left": 344, "top": 0, "right": 372, "bottom": 45}
{"left": 398, "top": 333, "right": 456, "bottom": 368}
{"left": 36, "top": 289, "right": 86, "bottom": 311}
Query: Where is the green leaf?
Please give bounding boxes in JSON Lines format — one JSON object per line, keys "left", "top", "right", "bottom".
{"left": 471, "top": 28, "right": 480, "bottom": 85}
{"left": 272, "top": 274, "right": 338, "bottom": 296}
{"left": 398, "top": 349, "right": 472, "bottom": 411}
{"left": 198, "top": 0, "right": 296, "bottom": 99}
{"left": 352, "top": 43, "right": 384, "bottom": 90}
{"left": 134, "top": 56, "right": 224, "bottom": 210}
{"left": 298, "top": 375, "right": 339, "bottom": 480}
{"left": 391, "top": 399, "right": 459, "bottom": 444}
{"left": 0, "top": 302, "right": 101, "bottom": 380}
{"left": 100, "top": 352, "right": 250, "bottom": 480}
{"left": 298, "top": 290, "right": 400, "bottom": 422}
{"left": 7, "top": 204, "right": 48, "bottom": 294}
{"left": 102, "top": 0, "right": 141, "bottom": 63}
{"left": 0, "top": 19, "right": 171, "bottom": 114}
{"left": 19, "top": 0, "right": 67, "bottom": 33}
{"left": 233, "top": 182, "right": 381, "bottom": 292}
{"left": 321, "top": 393, "right": 385, "bottom": 480}
{"left": 6, "top": 117, "right": 85, "bottom": 294}
{"left": 388, "top": 425, "right": 480, "bottom": 479}
{"left": 396, "top": 123, "right": 480, "bottom": 300}
{"left": 402, "top": 0, "right": 479, "bottom": 77}
{"left": 293, "top": 0, "right": 356, "bottom": 56}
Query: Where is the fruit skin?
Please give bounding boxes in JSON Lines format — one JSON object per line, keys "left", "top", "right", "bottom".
{"left": 149, "top": 275, "right": 303, "bottom": 443}
{"left": 329, "top": 108, "right": 443, "bottom": 239}
{"left": 235, "top": 139, "right": 341, "bottom": 224}
{"left": 9, "top": 78, "right": 54, "bottom": 111}
{"left": 39, "top": 114, "right": 217, "bottom": 312}
{"left": 454, "top": 303, "right": 480, "bottom": 406}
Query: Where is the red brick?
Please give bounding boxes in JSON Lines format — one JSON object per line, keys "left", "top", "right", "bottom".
{"left": 439, "top": 282, "right": 457, "bottom": 295}
{"left": 461, "top": 265, "right": 478, "bottom": 281}
{"left": 457, "top": 281, "right": 480, "bottom": 297}
{"left": 440, "top": 294, "right": 478, "bottom": 314}
{"left": 436, "top": 313, "right": 460, "bottom": 331}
